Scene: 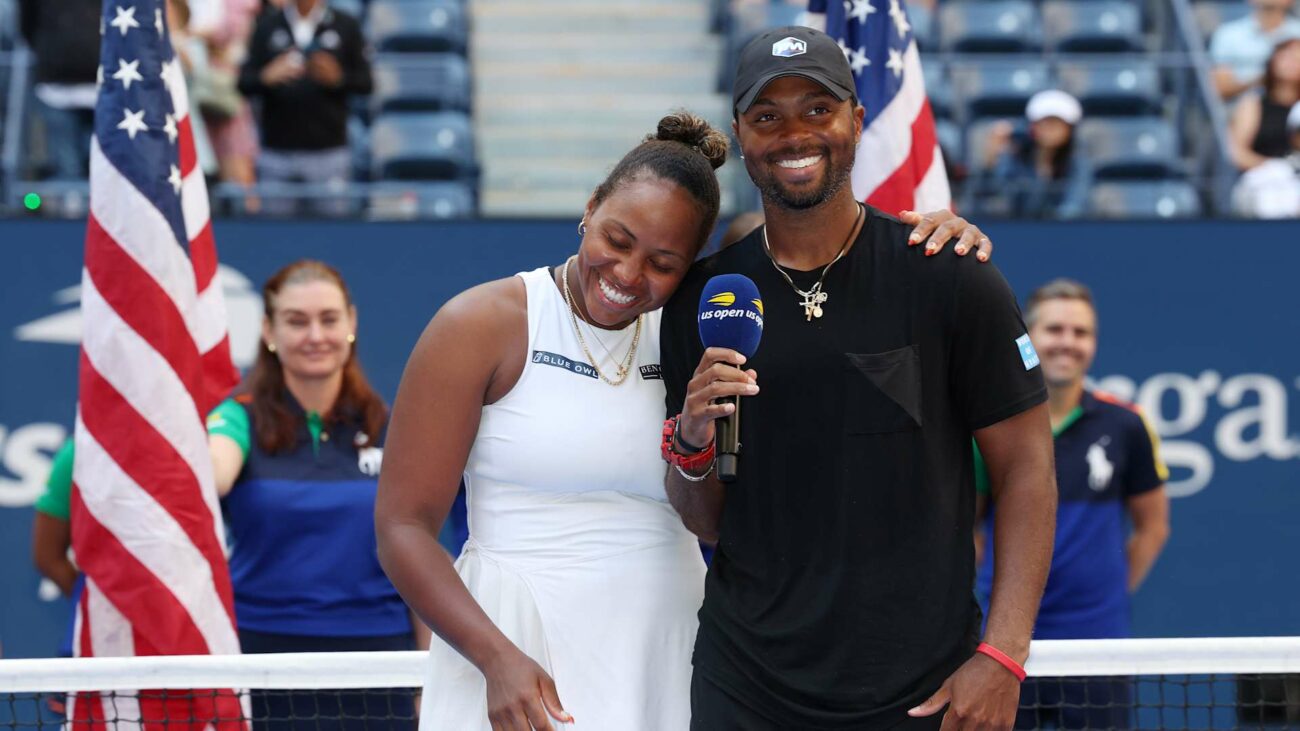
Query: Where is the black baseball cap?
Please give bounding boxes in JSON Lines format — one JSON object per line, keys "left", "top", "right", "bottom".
{"left": 733, "top": 26, "right": 856, "bottom": 116}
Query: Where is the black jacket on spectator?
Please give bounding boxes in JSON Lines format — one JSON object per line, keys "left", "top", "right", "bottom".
{"left": 239, "top": 6, "right": 372, "bottom": 152}
{"left": 18, "top": 0, "right": 101, "bottom": 86}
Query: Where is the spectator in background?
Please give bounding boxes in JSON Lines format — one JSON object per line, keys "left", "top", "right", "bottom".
{"left": 17, "top": 0, "right": 101, "bottom": 180}
{"left": 31, "top": 439, "right": 78, "bottom": 603}
{"left": 166, "top": 0, "right": 220, "bottom": 177}
{"left": 974, "top": 279, "right": 1170, "bottom": 730}
{"left": 193, "top": 0, "right": 263, "bottom": 209}
{"left": 978, "top": 90, "right": 1092, "bottom": 219}
{"left": 238, "top": 0, "right": 372, "bottom": 215}
{"left": 1233, "top": 100, "right": 1300, "bottom": 216}
{"left": 1229, "top": 38, "right": 1300, "bottom": 169}
{"left": 1210, "top": 0, "right": 1300, "bottom": 102}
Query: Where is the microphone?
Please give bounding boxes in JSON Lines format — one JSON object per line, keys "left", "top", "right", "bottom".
{"left": 697, "top": 274, "right": 764, "bottom": 483}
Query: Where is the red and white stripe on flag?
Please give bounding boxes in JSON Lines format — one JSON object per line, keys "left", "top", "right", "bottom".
{"left": 852, "top": 43, "right": 951, "bottom": 215}
{"left": 71, "top": 0, "right": 244, "bottom": 727}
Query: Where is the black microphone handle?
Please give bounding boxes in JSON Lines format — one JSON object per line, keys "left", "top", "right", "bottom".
{"left": 716, "top": 394, "right": 740, "bottom": 483}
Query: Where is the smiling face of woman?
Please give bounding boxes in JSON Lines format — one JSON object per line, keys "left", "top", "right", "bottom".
{"left": 262, "top": 279, "right": 356, "bottom": 381}
{"left": 567, "top": 175, "right": 706, "bottom": 329}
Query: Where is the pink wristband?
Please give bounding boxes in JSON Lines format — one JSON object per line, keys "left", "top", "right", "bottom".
{"left": 976, "top": 642, "right": 1027, "bottom": 682}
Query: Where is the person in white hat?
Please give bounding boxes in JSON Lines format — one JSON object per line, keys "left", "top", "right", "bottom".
{"left": 977, "top": 90, "right": 1093, "bottom": 219}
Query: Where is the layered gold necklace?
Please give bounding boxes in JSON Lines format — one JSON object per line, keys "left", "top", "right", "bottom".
{"left": 560, "top": 256, "right": 642, "bottom": 386}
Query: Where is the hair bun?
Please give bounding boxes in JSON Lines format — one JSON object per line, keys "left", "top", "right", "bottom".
{"left": 653, "top": 111, "right": 729, "bottom": 170}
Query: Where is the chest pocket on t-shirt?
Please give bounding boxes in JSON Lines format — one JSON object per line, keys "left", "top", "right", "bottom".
{"left": 844, "top": 345, "right": 923, "bottom": 433}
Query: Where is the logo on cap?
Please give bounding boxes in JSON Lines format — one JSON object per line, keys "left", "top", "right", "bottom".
{"left": 771, "top": 37, "right": 807, "bottom": 58}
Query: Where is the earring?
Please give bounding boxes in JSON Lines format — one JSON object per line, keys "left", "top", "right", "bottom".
{"left": 266, "top": 343, "right": 277, "bottom": 353}
{"left": 347, "top": 333, "right": 356, "bottom": 344}
{"left": 578, "top": 219, "right": 587, "bottom": 236}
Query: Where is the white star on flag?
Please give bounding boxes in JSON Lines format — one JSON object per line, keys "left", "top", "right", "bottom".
{"left": 837, "top": 37, "right": 853, "bottom": 61}
{"left": 112, "top": 59, "right": 143, "bottom": 90}
{"left": 96, "top": 64, "right": 104, "bottom": 88}
{"left": 168, "top": 164, "right": 182, "bottom": 194}
{"left": 110, "top": 6, "right": 141, "bottom": 36}
{"left": 163, "top": 114, "right": 178, "bottom": 144}
{"left": 849, "top": 47, "right": 870, "bottom": 74}
{"left": 155, "top": 8, "right": 164, "bottom": 35}
{"left": 160, "top": 58, "right": 183, "bottom": 93}
{"left": 888, "top": 0, "right": 911, "bottom": 39}
{"left": 845, "top": 0, "right": 876, "bottom": 25}
{"left": 117, "top": 108, "right": 148, "bottom": 139}
{"left": 886, "top": 47, "right": 905, "bottom": 78}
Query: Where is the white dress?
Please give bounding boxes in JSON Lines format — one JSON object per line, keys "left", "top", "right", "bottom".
{"left": 419, "top": 267, "right": 706, "bottom": 730}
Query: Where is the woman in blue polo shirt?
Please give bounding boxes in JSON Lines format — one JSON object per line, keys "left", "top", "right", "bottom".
{"left": 208, "top": 259, "right": 426, "bottom": 730}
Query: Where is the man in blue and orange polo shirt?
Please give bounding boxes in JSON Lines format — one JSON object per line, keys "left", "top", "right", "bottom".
{"left": 975, "top": 278, "right": 1170, "bottom": 730}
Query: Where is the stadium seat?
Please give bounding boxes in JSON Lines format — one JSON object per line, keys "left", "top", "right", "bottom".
{"left": 371, "top": 54, "right": 471, "bottom": 114}
{"left": 951, "top": 60, "right": 1051, "bottom": 120}
{"left": 329, "top": 0, "right": 365, "bottom": 22}
{"left": 924, "top": 62, "right": 954, "bottom": 120}
{"left": 1077, "top": 117, "right": 1182, "bottom": 179}
{"left": 367, "top": 0, "right": 468, "bottom": 54}
{"left": 369, "top": 181, "right": 476, "bottom": 220}
{"left": 370, "top": 111, "right": 476, "bottom": 181}
{"left": 1193, "top": 0, "right": 1252, "bottom": 44}
{"left": 938, "top": 1, "right": 1041, "bottom": 53}
{"left": 1087, "top": 180, "right": 1202, "bottom": 218}
{"left": 0, "top": 0, "right": 14, "bottom": 50}
{"left": 1057, "top": 59, "right": 1162, "bottom": 116}
{"left": 935, "top": 118, "right": 964, "bottom": 171}
{"left": 1042, "top": 1, "right": 1144, "bottom": 53}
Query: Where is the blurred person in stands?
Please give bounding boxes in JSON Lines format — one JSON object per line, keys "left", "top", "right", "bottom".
{"left": 1229, "top": 38, "right": 1300, "bottom": 169}
{"left": 1210, "top": 0, "right": 1300, "bottom": 102}
{"left": 30, "top": 438, "right": 81, "bottom": 665}
{"left": 974, "top": 279, "right": 1169, "bottom": 730}
{"left": 1233, "top": 100, "right": 1300, "bottom": 216}
{"left": 17, "top": 0, "right": 101, "bottom": 180}
{"left": 977, "top": 90, "right": 1092, "bottom": 219}
{"left": 375, "top": 110, "right": 992, "bottom": 731}
{"left": 238, "top": 0, "right": 372, "bottom": 215}
{"left": 209, "top": 260, "right": 428, "bottom": 731}
{"left": 166, "top": 0, "right": 220, "bottom": 178}
{"left": 191, "top": 0, "right": 263, "bottom": 209}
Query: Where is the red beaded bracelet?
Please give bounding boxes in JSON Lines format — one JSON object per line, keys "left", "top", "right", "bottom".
{"left": 976, "top": 642, "right": 1027, "bottom": 682}
{"left": 661, "top": 416, "right": 716, "bottom": 475}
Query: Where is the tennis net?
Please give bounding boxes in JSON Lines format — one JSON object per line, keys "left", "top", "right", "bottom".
{"left": 1, "top": 638, "right": 1298, "bottom": 729}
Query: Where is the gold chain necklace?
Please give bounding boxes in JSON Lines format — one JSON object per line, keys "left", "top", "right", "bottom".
{"left": 762, "top": 203, "right": 864, "bottom": 321}
{"left": 560, "top": 256, "right": 642, "bottom": 386}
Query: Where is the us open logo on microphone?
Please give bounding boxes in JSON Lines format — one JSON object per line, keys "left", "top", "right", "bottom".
{"left": 699, "top": 291, "right": 764, "bottom": 328}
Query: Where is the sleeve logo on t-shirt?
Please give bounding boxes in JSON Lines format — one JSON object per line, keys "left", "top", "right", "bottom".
{"left": 1016, "top": 334, "right": 1040, "bottom": 371}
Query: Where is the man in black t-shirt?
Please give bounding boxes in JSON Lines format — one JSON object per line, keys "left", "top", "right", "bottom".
{"left": 661, "top": 27, "right": 1057, "bottom": 730}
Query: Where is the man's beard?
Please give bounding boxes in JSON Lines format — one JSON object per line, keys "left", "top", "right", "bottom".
{"left": 748, "top": 143, "right": 856, "bottom": 211}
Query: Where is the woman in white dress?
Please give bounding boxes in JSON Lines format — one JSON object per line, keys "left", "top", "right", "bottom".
{"left": 374, "top": 107, "right": 994, "bottom": 730}
{"left": 375, "top": 113, "right": 730, "bottom": 731}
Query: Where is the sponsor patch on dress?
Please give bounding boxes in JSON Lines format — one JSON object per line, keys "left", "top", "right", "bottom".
{"left": 640, "top": 364, "right": 662, "bottom": 380}
{"left": 531, "top": 350, "right": 598, "bottom": 379}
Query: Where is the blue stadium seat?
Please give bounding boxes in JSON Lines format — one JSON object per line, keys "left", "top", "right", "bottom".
{"left": 1057, "top": 59, "right": 1162, "bottom": 116}
{"left": 935, "top": 118, "right": 964, "bottom": 171}
{"left": 951, "top": 60, "right": 1051, "bottom": 120}
{"left": 0, "top": 0, "right": 14, "bottom": 50}
{"left": 939, "top": 1, "right": 1041, "bottom": 53}
{"left": 1077, "top": 117, "right": 1182, "bottom": 179}
{"left": 329, "top": 0, "right": 365, "bottom": 22}
{"left": 924, "top": 62, "right": 954, "bottom": 120}
{"left": 369, "top": 181, "right": 476, "bottom": 219}
{"left": 370, "top": 112, "right": 476, "bottom": 181}
{"left": 1042, "top": 1, "right": 1144, "bottom": 53}
{"left": 1193, "top": 0, "right": 1252, "bottom": 44}
{"left": 371, "top": 54, "right": 470, "bottom": 114}
{"left": 367, "top": 0, "right": 467, "bottom": 54}
{"left": 1087, "top": 180, "right": 1202, "bottom": 218}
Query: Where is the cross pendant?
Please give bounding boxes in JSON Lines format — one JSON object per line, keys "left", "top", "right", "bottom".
{"left": 802, "top": 292, "right": 826, "bottom": 321}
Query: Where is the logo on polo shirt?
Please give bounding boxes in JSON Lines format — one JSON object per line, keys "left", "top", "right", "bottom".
{"left": 1016, "top": 334, "right": 1040, "bottom": 371}
{"left": 772, "top": 37, "right": 807, "bottom": 58}
{"left": 1086, "top": 437, "right": 1113, "bottom": 491}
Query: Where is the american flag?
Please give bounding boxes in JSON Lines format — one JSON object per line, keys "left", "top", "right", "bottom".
{"left": 70, "top": 0, "right": 244, "bottom": 727}
{"left": 810, "top": 0, "right": 951, "bottom": 214}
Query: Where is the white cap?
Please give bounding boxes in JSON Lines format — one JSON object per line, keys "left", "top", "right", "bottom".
{"left": 1288, "top": 101, "right": 1300, "bottom": 133}
{"left": 1025, "top": 90, "right": 1083, "bottom": 125}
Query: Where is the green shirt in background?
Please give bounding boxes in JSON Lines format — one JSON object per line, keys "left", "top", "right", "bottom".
{"left": 33, "top": 439, "right": 75, "bottom": 521}
{"left": 974, "top": 405, "right": 1084, "bottom": 495}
